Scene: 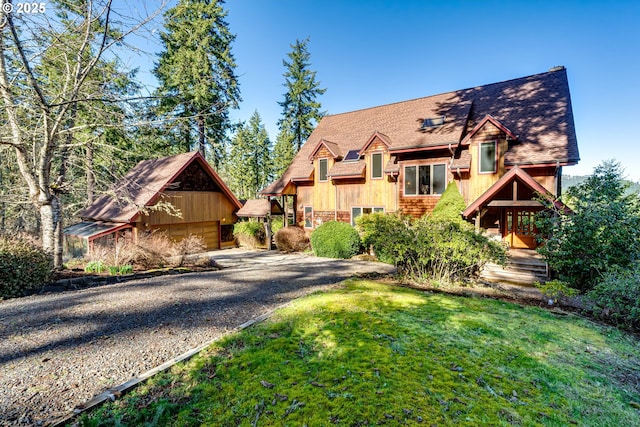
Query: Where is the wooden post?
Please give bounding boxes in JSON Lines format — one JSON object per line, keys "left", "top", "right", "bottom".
{"left": 265, "top": 210, "right": 272, "bottom": 251}
{"left": 475, "top": 208, "right": 487, "bottom": 233}
{"left": 282, "top": 195, "right": 287, "bottom": 227}
{"left": 292, "top": 195, "right": 297, "bottom": 225}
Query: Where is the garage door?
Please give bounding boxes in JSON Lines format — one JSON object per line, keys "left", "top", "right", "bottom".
{"left": 160, "top": 221, "right": 220, "bottom": 250}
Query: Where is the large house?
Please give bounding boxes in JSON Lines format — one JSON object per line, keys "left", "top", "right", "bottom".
{"left": 261, "top": 67, "right": 579, "bottom": 249}
{"left": 64, "top": 151, "right": 241, "bottom": 257}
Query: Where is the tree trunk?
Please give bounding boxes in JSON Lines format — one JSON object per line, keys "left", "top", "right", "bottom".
{"left": 197, "top": 114, "right": 206, "bottom": 156}
{"left": 39, "top": 192, "right": 63, "bottom": 268}
{"left": 52, "top": 195, "right": 63, "bottom": 267}
{"left": 40, "top": 200, "right": 56, "bottom": 254}
{"left": 0, "top": 165, "right": 4, "bottom": 232}
{"left": 86, "top": 141, "right": 95, "bottom": 204}
{"left": 57, "top": 103, "right": 77, "bottom": 185}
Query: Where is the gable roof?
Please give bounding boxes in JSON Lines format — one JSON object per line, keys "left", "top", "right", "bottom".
{"left": 236, "top": 199, "right": 283, "bottom": 218}
{"left": 79, "top": 151, "right": 241, "bottom": 223}
{"left": 309, "top": 139, "right": 342, "bottom": 160}
{"left": 360, "top": 131, "right": 392, "bottom": 153}
{"left": 262, "top": 68, "right": 579, "bottom": 195}
{"left": 462, "top": 166, "right": 568, "bottom": 218}
{"left": 460, "top": 114, "right": 518, "bottom": 145}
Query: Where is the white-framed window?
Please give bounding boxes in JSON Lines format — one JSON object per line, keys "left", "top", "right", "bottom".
{"left": 479, "top": 141, "right": 497, "bottom": 174}
{"left": 304, "top": 206, "right": 313, "bottom": 228}
{"left": 318, "top": 158, "right": 328, "bottom": 182}
{"left": 351, "top": 206, "right": 384, "bottom": 226}
{"left": 371, "top": 152, "right": 383, "bottom": 179}
{"left": 403, "top": 164, "right": 446, "bottom": 196}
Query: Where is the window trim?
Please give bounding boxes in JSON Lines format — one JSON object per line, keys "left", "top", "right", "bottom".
{"left": 318, "top": 158, "right": 329, "bottom": 182}
{"left": 303, "top": 206, "right": 313, "bottom": 229}
{"left": 351, "top": 206, "right": 385, "bottom": 226}
{"left": 479, "top": 140, "right": 497, "bottom": 174}
{"left": 403, "top": 163, "right": 447, "bottom": 196}
{"left": 371, "top": 152, "right": 384, "bottom": 180}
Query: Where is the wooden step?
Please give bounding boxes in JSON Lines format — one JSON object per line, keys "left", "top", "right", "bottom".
{"left": 480, "top": 268, "right": 548, "bottom": 286}
{"left": 481, "top": 250, "right": 549, "bottom": 286}
{"left": 485, "top": 262, "right": 547, "bottom": 276}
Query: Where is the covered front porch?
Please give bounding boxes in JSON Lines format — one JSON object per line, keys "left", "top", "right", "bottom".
{"left": 462, "top": 167, "right": 566, "bottom": 250}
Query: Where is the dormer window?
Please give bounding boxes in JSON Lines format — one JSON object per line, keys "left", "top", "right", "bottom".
{"left": 479, "top": 141, "right": 497, "bottom": 174}
{"left": 319, "top": 158, "right": 328, "bottom": 182}
{"left": 371, "top": 152, "right": 383, "bottom": 179}
{"left": 421, "top": 115, "right": 446, "bottom": 129}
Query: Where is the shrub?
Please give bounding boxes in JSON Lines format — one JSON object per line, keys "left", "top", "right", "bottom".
{"left": 0, "top": 235, "right": 53, "bottom": 299}
{"left": 356, "top": 212, "right": 412, "bottom": 264}
{"left": 170, "top": 234, "right": 207, "bottom": 267}
{"left": 430, "top": 182, "right": 467, "bottom": 223}
{"left": 173, "top": 235, "right": 206, "bottom": 256}
{"left": 84, "top": 232, "right": 209, "bottom": 272}
{"left": 587, "top": 266, "right": 640, "bottom": 330}
{"left": 310, "top": 221, "right": 361, "bottom": 259}
{"left": 270, "top": 216, "right": 285, "bottom": 235}
{"left": 537, "top": 161, "right": 640, "bottom": 291}
{"left": 234, "top": 221, "right": 266, "bottom": 248}
{"left": 109, "top": 232, "right": 174, "bottom": 269}
{"left": 406, "top": 217, "right": 507, "bottom": 284}
{"left": 357, "top": 213, "right": 507, "bottom": 284}
{"left": 535, "top": 280, "right": 579, "bottom": 304}
{"left": 274, "top": 226, "right": 310, "bottom": 252}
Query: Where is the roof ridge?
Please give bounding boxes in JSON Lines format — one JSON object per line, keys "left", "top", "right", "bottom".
{"left": 323, "top": 68, "right": 565, "bottom": 118}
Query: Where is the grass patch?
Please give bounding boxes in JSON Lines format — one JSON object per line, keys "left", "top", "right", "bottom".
{"left": 77, "top": 279, "right": 640, "bottom": 426}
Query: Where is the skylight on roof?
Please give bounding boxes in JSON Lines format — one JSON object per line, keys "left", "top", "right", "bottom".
{"left": 343, "top": 149, "right": 360, "bottom": 162}
{"left": 421, "top": 116, "right": 446, "bottom": 129}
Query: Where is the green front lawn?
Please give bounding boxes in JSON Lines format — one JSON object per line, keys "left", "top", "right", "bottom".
{"left": 78, "top": 279, "right": 640, "bottom": 426}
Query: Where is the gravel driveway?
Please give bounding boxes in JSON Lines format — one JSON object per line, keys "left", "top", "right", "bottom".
{"left": 0, "top": 250, "right": 394, "bottom": 426}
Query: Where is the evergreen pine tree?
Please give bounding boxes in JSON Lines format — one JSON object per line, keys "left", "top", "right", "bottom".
{"left": 278, "top": 38, "right": 326, "bottom": 152}
{"left": 272, "top": 124, "right": 296, "bottom": 178}
{"left": 153, "top": 0, "right": 241, "bottom": 168}
{"left": 246, "top": 111, "right": 273, "bottom": 194}
{"left": 225, "top": 111, "right": 272, "bottom": 200}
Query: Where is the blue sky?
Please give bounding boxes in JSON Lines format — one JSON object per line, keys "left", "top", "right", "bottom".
{"left": 131, "top": 0, "right": 640, "bottom": 181}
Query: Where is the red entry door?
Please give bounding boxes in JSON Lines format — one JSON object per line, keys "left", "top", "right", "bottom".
{"left": 505, "top": 209, "right": 538, "bottom": 249}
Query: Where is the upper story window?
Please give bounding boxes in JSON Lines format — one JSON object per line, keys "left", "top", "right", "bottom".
{"left": 404, "top": 164, "right": 446, "bottom": 196}
{"left": 371, "top": 152, "right": 383, "bottom": 179}
{"left": 479, "top": 141, "right": 497, "bottom": 173}
{"left": 319, "top": 158, "right": 328, "bottom": 182}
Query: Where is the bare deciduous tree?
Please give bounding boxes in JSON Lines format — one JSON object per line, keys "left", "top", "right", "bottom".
{"left": 0, "top": 0, "right": 165, "bottom": 268}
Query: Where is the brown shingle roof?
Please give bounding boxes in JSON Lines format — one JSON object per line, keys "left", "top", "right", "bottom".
{"left": 262, "top": 68, "right": 579, "bottom": 195}
{"left": 384, "top": 156, "right": 399, "bottom": 174}
{"left": 236, "top": 199, "right": 283, "bottom": 217}
{"left": 451, "top": 150, "right": 471, "bottom": 171}
{"left": 328, "top": 160, "right": 366, "bottom": 178}
{"left": 79, "top": 152, "right": 241, "bottom": 223}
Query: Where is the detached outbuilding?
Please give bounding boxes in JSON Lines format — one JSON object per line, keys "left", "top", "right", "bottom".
{"left": 64, "top": 151, "right": 241, "bottom": 257}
